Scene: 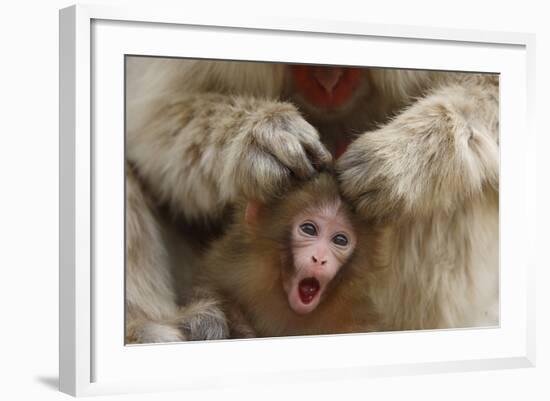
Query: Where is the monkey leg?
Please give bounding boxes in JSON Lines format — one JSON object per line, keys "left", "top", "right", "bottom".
{"left": 337, "top": 76, "right": 499, "bottom": 221}
{"left": 125, "top": 164, "right": 183, "bottom": 343}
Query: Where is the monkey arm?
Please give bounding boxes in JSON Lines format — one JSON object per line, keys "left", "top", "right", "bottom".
{"left": 125, "top": 164, "right": 185, "bottom": 343}
{"left": 126, "top": 93, "right": 331, "bottom": 221}
{"left": 337, "top": 75, "right": 499, "bottom": 221}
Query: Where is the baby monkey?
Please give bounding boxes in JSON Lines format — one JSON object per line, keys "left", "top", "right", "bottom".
{"left": 197, "top": 172, "right": 379, "bottom": 338}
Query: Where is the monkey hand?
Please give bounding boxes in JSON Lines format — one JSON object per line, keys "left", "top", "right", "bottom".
{"left": 337, "top": 88, "right": 498, "bottom": 221}
{"left": 176, "top": 299, "right": 230, "bottom": 341}
{"left": 220, "top": 104, "right": 332, "bottom": 202}
{"left": 336, "top": 127, "right": 414, "bottom": 222}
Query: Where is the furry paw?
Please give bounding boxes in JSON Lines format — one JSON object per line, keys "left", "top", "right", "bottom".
{"left": 337, "top": 89, "right": 498, "bottom": 221}
{"left": 176, "top": 299, "right": 230, "bottom": 341}
{"left": 222, "top": 103, "right": 332, "bottom": 202}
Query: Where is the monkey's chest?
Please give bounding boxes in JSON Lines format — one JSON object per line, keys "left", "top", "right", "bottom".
{"left": 249, "top": 296, "right": 357, "bottom": 337}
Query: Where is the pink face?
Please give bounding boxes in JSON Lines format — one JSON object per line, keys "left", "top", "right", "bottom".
{"left": 284, "top": 202, "right": 356, "bottom": 315}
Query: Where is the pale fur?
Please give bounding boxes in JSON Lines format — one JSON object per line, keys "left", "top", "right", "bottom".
{"left": 338, "top": 73, "right": 499, "bottom": 329}
{"left": 125, "top": 165, "right": 183, "bottom": 343}
{"left": 125, "top": 57, "right": 499, "bottom": 341}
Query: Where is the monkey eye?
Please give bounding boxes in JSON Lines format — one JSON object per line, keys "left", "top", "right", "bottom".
{"left": 299, "top": 222, "right": 317, "bottom": 236}
{"left": 332, "top": 234, "right": 349, "bottom": 247}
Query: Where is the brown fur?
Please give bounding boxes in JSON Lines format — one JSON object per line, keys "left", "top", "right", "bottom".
{"left": 198, "top": 173, "right": 380, "bottom": 337}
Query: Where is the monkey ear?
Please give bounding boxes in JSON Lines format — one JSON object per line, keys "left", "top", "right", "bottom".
{"left": 245, "top": 201, "right": 262, "bottom": 225}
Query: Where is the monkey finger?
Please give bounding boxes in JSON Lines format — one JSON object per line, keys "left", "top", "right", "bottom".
{"left": 238, "top": 148, "right": 292, "bottom": 200}
{"left": 269, "top": 137, "right": 316, "bottom": 180}
{"left": 282, "top": 114, "right": 331, "bottom": 169}
{"left": 302, "top": 139, "right": 332, "bottom": 170}
{"left": 297, "top": 119, "right": 332, "bottom": 169}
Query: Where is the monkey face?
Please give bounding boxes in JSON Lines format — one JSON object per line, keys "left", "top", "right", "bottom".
{"left": 289, "top": 65, "right": 370, "bottom": 114}
{"left": 283, "top": 202, "right": 356, "bottom": 315}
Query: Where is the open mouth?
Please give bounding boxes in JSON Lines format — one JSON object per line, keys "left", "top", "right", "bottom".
{"left": 298, "top": 277, "right": 321, "bottom": 304}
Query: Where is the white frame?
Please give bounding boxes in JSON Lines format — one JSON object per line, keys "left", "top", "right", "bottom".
{"left": 59, "top": 4, "right": 536, "bottom": 397}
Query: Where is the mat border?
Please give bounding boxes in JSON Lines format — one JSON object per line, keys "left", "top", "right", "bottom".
{"left": 59, "top": 4, "right": 536, "bottom": 396}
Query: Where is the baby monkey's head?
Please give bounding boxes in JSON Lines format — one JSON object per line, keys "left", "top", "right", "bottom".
{"left": 245, "top": 172, "right": 359, "bottom": 315}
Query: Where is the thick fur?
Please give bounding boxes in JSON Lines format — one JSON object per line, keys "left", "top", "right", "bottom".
{"left": 125, "top": 164, "right": 182, "bottom": 343}
{"left": 198, "top": 173, "right": 380, "bottom": 337}
{"left": 126, "top": 164, "right": 228, "bottom": 343}
{"left": 338, "top": 74, "right": 499, "bottom": 329}
{"left": 125, "top": 58, "right": 499, "bottom": 341}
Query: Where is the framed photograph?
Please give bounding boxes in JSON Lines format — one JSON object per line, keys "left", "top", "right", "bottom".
{"left": 59, "top": 4, "right": 536, "bottom": 397}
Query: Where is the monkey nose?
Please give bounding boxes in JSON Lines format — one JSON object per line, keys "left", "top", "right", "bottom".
{"left": 313, "top": 67, "right": 343, "bottom": 94}
{"left": 311, "top": 255, "right": 327, "bottom": 265}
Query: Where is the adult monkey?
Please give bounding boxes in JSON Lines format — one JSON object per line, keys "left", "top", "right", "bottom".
{"left": 125, "top": 58, "right": 499, "bottom": 342}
